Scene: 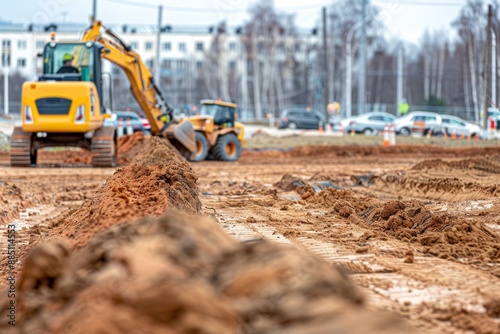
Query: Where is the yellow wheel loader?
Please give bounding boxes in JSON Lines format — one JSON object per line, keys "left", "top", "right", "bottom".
{"left": 185, "top": 100, "right": 245, "bottom": 162}
{"left": 10, "top": 21, "right": 196, "bottom": 167}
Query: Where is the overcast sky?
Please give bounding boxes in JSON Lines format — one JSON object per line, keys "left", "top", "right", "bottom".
{"left": 1, "top": 0, "right": 466, "bottom": 44}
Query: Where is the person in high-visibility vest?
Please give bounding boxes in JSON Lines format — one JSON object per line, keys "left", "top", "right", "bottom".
{"left": 399, "top": 98, "right": 409, "bottom": 116}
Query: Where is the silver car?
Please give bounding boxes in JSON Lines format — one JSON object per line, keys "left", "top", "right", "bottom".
{"left": 338, "top": 112, "right": 396, "bottom": 135}
{"left": 441, "top": 114, "right": 483, "bottom": 138}
{"left": 395, "top": 111, "right": 443, "bottom": 136}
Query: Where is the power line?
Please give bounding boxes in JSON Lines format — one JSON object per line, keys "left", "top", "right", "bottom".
{"left": 373, "top": 0, "right": 464, "bottom": 7}
{"left": 101, "top": 0, "right": 332, "bottom": 13}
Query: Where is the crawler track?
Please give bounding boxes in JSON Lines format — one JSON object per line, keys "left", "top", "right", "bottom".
{"left": 91, "top": 126, "right": 116, "bottom": 167}
{"left": 9, "top": 127, "right": 33, "bottom": 167}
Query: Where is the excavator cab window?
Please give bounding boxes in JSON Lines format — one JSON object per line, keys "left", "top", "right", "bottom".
{"left": 42, "top": 43, "right": 95, "bottom": 82}
{"left": 200, "top": 104, "right": 235, "bottom": 127}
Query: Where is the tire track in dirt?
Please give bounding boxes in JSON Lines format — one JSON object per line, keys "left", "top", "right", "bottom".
{"left": 197, "top": 154, "right": 500, "bottom": 334}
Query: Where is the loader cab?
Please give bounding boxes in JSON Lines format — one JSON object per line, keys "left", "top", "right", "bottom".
{"left": 200, "top": 100, "right": 237, "bottom": 127}
{"left": 40, "top": 42, "right": 105, "bottom": 104}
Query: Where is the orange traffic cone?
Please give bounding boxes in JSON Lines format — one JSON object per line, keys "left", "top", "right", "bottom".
{"left": 318, "top": 121, "right": 324, "bottom": 133}
{"left": 443, "top": 130, "right": 448, "bottom": 139}
{"left": 475, "top": 133, "right": 480, "bottom": 140}
{"left": 339, "top": 124, "right": 344, "bottom": 136}
{"left": 383, "top": 125, "right": 390, "bottom": 147}
{"left": 459, "top": 132, "right": 464, "bottom": 140}
{"left": 350, "top": 128, "right": 355, "bottom": 136}
{"left": 467, "top": 132, "right": 472, "bottom": 141}
{"left": 451, "top": 130, "right": 457, "bottom": 140}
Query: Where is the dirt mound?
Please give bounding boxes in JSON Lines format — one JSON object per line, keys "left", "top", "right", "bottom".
{"left": 0, "top": 211, "right": 413, "bottom": 334}
{"left": 118, "top": 132, "right": 147, "bottom": 164}
{"left": 366, "top": 200, "right": 500, "bottom": 261}
{"left": 49, "top": 163, "right": 200, "bottom": 247}
{"left": 0, "top": 180, "right": 32, "bottom": 224}
{"left": 304, "top": 189, "right": 500, "bottom": 263}
{"left": 132, "top": 136, "right": 185, "bottom": 165}
{"left": 274, "top": 174, "right": 315, "bottom": 199}
{"left": 371, "top": 174, "right": 500, "bottom": 201}
{"left": 44, "top": 139, "right": 200, "bottom": 248}
{"left": 412, "top": 156, "right": 500, "bottom": 174}
{"left": 290, "top": 145, "right": 500, "bottom": 159}
{"left": 36, "top": 149, "right": 93, "bottom": 165}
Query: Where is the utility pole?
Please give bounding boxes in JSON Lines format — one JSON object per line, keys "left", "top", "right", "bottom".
{"left": 492, "top": 29, "right": 497, "bottom": 106}
{"left": 358, "top": 0, "right": 367, "bottom": 115}
{"left": 3, "top": 65, "right": 8, "bottom": 115}
{"left": 92, "top": 0, "right": 97, "bottom": 22}
{"left": 155, "top": 5, "right": 163, "bottom": 82}
{"left": 396, "top": 42, "right": 403, "bottom": 116}
{"left": 483, "top": 4, "right": 492, "bottom": 129}
{"left": 322, "top": 7, "right": 329, "bottom": 121}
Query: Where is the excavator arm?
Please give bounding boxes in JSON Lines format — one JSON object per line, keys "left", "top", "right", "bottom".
{"left": 81, "top": 21, "right": 195, "bottom": 154}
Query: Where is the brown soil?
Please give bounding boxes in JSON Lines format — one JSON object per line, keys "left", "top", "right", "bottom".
{"left": 2, "top": 141, "right": 500, "bottom": 333}
{"left": 0, "top": 211, "right": 412, "bottom": 334}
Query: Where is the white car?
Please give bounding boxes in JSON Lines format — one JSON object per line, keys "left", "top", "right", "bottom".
{"left": 394, "top": 111, "right": 443, "bottom": 136}
{"left": 441, "top": 114, "right": 484, "bottom": 138}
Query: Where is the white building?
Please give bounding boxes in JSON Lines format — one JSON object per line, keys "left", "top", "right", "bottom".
{"left": 0, "top": 22, "right": 318, "bottom": 118}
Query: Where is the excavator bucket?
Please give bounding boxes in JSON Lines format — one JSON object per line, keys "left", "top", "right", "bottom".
{"left": 162, "top": 121, "right": 196, "bottom": 159}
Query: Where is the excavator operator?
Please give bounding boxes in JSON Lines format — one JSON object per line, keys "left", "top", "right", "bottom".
{"left": 57, "top": 53, "right": 79, "bottom": 74}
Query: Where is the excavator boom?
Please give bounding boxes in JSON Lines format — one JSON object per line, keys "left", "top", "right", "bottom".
{"left": 81, "top": 21, "right": 195, "bottom": 154}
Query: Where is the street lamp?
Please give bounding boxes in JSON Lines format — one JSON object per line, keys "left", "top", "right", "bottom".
{"left": 345, "top": 27, "right": 356, "bottom": 119}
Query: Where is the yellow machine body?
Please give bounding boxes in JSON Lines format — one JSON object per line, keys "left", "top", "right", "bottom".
{"left": 21, "top": 81, "right": 104, "bottom": 133}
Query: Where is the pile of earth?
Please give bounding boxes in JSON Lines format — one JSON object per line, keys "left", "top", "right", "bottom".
{"left": 118, "top": 131, "right": 147, "bottom": 164}
{"left": 36, "top": 149, "right": 93, "bottom": 165}
{"left": 306, "top": 189, "right": 500, "bottom": 267}
{"left": 0, "top": 211, "right": 413, "bottom": 334}
{"left": 368, "top": 156, "right": 500, "bottom": 201}
{"left": 0, "top": 180, "right": 39, "bottom": 224}
{"left": 31, "top": 138, "right": 201, "bottom": 251}
{"left": 411, "top": 156, "right": 500, "bottom": 174}
{"left": 243, "top": 145, "right": 500, "bottom": 160}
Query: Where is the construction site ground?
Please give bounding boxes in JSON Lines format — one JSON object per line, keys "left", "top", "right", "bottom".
{"left": 1, "top": 133, "right": 500, "bottom": 333}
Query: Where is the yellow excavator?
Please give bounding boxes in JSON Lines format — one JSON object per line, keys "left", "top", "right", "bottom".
{"left": 187, "top": 99, "right": 245, "bottom": 162}
{"left": 10, "top": 20, "right": 196, "bottom": 167}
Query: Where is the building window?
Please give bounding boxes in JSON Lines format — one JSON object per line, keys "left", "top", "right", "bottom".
{"left": 176, "top": 60, "right": 186, "bottom": 69}
{"left": 130, "top": 41, "right": 138, "bottom": 50}
{"left": 36, "top": 40, "right": 45, "bottom": 49}
{"left": 196, "top": 61, "right": 203, "bottom": 69}
{"left": 145, "top": 41, "right": 153, "bottom": 50}
{"left": 17, "top": 58, "right": 26, "bottom": 68}
{"left": 229, "top": 42, "right": 236, "bottom": 51}
{"left": 162, "top": 42, "right": 171, "bottom": 51}
{"left": 195, "top": 42, "right": 204, "bottom": 51}
{"left": 179, "top": 42, "right": 186, "bottom": 52}
{"left": 17, "top": 40, "right": 27, "bottom": 50}
{"left": 162, "top": 59, "right": 172, "bottom": 69}
{"left": 229, "top": 61, "right": 236, "bottom": 70}
{"left": 1, "top": 54, "right": 10, "bottom": 67}
{"left": 2, "top": 40, "right": 11, "bottom": 48}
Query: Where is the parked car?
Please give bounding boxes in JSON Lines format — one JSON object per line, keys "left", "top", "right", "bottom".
{"left": 441, "top": 114, "right": 484, "bottom": 138}
{"left": 335, "top": 112, "right": 396, "bottom": 135}
{"left": 104, "top": 111, "right": 150, "bottom": 134}
{"left": 394, "top": 111, "right": 443, "bottom": 136}
{"left": 278, "top": 109, "right": 326, "bottom": 130}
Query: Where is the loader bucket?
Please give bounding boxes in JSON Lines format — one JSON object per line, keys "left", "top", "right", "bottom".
{"left": 162, "top": 121, "right": 196, "bottom": 159}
